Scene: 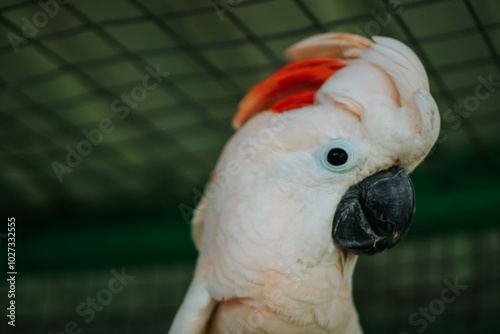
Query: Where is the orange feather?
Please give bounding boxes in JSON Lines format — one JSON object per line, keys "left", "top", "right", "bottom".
{"left": 233, "top": 57, "right": 346, "bottom": 128}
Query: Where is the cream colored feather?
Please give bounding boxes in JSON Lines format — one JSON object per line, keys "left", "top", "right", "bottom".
{"left": 169, "top": 33, "right": 439, "bottom": 334}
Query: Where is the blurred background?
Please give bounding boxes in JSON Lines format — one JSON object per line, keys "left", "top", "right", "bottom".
{"left": 1, "top": 0, "right": 499, "bottom": 333}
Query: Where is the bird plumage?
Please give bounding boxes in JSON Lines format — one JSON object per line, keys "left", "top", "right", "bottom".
{"left": 169, "top": 33, "right": 439, "bottom": 334}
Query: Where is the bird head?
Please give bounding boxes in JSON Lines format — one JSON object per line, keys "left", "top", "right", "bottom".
{"left": 221, "top": 33, "right": 440, "bottom": 257}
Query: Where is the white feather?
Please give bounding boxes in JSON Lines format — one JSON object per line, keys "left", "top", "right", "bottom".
{"left": 169, "top": 33, "right": 440, "bottom": 334}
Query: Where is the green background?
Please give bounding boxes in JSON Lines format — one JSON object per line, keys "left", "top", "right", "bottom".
{"left": 1, "top": 0, "right": 499, "bottom": 333}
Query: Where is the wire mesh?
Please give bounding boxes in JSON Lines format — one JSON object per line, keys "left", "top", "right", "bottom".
{"left": 1, "top": 0, "right": 500, "bottom": 333}
{"left": 1, "top": 0, "right": 499, "bottom": 208}
{"left": 11, "top": 231, "right": 500, "bottom": 334}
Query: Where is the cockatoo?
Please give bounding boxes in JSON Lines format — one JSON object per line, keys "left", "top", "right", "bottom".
{"left": 170, "top": 33, "right": 440, "bottom": 334}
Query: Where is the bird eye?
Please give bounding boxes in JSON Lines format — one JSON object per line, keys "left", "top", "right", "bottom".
{"left": 316, "top": 139, "right": 360, "bottom": 173}
{"left": 327, "top": 148, "right": 348, "bottom": 166}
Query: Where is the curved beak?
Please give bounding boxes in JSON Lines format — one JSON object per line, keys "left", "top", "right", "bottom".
{"left": 332, "top": 166, "right": 415, "bottom": 255}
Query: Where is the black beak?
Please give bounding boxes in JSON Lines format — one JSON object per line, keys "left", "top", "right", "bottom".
{"left": 332, "top": 166, "right": 415, "bottom": 255}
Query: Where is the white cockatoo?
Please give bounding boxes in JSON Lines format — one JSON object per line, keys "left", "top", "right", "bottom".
{"left": 169, "top": 33, "right": 440, "bottom": 334}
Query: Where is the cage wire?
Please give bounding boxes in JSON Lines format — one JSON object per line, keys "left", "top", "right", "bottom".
{"left": 16, "top": 230, "right": 500, "bottom": 333}
{"left": 0, "top": 0, "right": 499, "bottom": 333}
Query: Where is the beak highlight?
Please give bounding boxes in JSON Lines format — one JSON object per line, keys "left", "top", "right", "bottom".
{"left": 332, "top": 166, "right": 415, "bottom": 255}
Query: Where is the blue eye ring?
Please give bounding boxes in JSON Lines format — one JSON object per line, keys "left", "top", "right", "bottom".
{"left": 315, "top": 139, "right": 360, "bottom": 173}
